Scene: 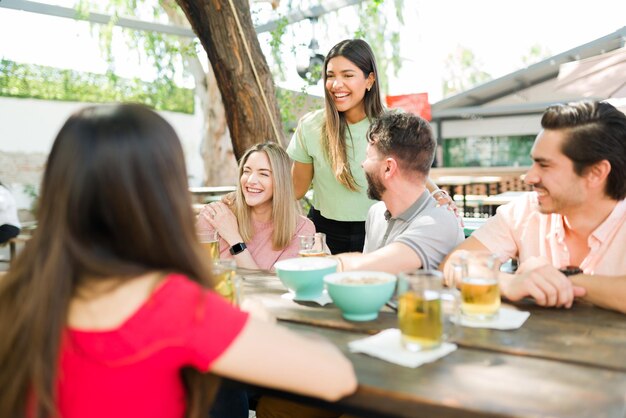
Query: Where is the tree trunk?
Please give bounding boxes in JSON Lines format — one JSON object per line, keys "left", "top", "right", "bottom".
{"left": 175, "top": 0, "right": 285, "bottom": 160}
{"left": 163, "top": 1, "right": 238, "bottom": 186}
{"left": 202, "top": 64, "right": 238, "bottom": 186}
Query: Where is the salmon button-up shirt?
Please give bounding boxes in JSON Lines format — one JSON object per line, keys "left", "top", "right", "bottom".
{"left": 472, "top": 192, "right": 626, "bottom": 276}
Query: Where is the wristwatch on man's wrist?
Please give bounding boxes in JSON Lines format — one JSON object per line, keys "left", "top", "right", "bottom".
{"left": 229, "top": 242, "right": 247, "bottom": 255}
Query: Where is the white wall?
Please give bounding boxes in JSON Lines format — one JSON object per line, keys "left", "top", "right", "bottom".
{"left": 432, "top": 114, "right": 542, "bottom": 139}
{"left": 0, "top": 96, "right": 205, "bottom": 185}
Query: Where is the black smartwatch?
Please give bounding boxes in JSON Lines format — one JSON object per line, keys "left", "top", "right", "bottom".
{"left": 559, "top": 266, "right": 583, "bottom": 277}
{"left": 229, "top": 242, "right": 247, "bottom": 255}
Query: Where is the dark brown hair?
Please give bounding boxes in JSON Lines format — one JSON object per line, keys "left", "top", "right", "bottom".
{"left": 541, "top": 100, "right": 626, "bottom": 200}
{"left": 0, "top": 104, "right": 216, "bottom": 417}
{"left": 367, "top": 111, "right": 436, "bottom": 177}
{"left": 322, "top": 39, "right": 384, "bottom": 191}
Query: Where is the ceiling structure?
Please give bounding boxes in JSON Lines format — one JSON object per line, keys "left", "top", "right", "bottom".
{"left": 0, "top": 0, "right": 365, "bottom": 36}
{"left": 431, "top": 26, "right": 626, "bottom": 119}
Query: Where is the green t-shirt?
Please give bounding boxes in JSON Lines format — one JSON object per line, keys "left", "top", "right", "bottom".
{"left": 287, "top": 109, "right": 376, "bottom": 222}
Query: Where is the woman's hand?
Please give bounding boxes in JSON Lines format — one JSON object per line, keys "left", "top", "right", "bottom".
{"left": 199, "top": 202, "right": 243, "bottom": 245}
{"left": 431, "top": 189, "right": 462, "bottom": 223}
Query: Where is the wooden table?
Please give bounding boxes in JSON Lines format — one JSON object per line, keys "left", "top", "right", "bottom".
{"left": 231, "top": 271, "right": 626, "bottom": 418}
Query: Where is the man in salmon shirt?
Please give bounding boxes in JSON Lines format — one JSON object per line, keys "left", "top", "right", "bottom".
{"left": 443, "top": 100, "right": 626, "bottom": 314}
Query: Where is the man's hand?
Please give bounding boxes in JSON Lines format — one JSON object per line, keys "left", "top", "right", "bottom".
{"left": 501, "top": 258, "right": 586, "bottom": 308}
{"left": 441, "top": 249, "right": 469, "bottom": 288}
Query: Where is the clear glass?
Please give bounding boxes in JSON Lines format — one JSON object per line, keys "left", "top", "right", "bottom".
{"left": 198, "top": 230, "right": 220, "bottom": 260}
{"left": 298, "top": 232, "right": 332, "bottom": 257}
{"left": 459, "top": 251, "right": 501, "bottom": 321}
{"left": 397, "top": 270, "right": 459, "bottom": 352}
{"left": 212, "top": 258, "right": 239, "bottom": 305}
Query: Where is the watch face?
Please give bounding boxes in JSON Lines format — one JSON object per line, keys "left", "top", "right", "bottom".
{"left": 229, "top": 242, "right": 246, "bottom": 255}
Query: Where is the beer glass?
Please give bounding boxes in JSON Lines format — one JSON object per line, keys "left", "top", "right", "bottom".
{"left": 459, "top": 251, "right": 501, "bottom": 320}
{"left": 198, "top": 230, "right": 220, "bottom": 260}
{"left": 298, "top": 232, "right": 331, "bottom": 257}
{"left": 212, "top": 259, "right": 239, "bottom": 305}
{"left": 397, "top": 270, "right": 459, "bottom": 352}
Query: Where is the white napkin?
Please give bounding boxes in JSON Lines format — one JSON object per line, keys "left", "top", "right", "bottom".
{"left": 281, "top": 289, "right": 333, "bottom": 306}
{"left": 348, "top": 328, "right": 457, "bottom": 368}
{"left": 454, "top": 307, "right": 530, "bottom": 330}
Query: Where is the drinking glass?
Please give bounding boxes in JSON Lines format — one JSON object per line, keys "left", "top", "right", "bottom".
{"left": 459, "top": 251, "right": 501, "bottom": 320}
{"left": 298, "top": 232, "right": 331, "bottom": 257}
{"left": 212, "top": 258, "right": 240, "bottom": 305}
{"left": 198, "top": 230, "right": 220, "bottom": 260}
{"left": 397, "top": 270, "right": 459, "bottom": 352}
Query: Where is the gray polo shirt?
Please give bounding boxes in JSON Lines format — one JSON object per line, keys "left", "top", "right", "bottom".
{"left": 363, "top": 191, "right": 464, "bottom": 270}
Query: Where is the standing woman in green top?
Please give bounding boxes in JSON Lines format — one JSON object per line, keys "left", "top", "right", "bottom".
{"left": 288, "top": 39, "right": 448, "bottom": 254}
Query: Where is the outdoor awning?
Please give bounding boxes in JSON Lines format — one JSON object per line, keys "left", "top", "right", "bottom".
{"left": 556, "top": 46, "right": 626, "bottom": 108}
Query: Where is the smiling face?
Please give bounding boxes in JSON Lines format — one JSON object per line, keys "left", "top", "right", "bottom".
{"left": 240, "top": 151, "right": 274, "bottom": 210}
{"left": 325, "top": 55, "right": 374, "bottom": 123}
{"left": 524, "top": 129, "right": 587, "bottom": 215}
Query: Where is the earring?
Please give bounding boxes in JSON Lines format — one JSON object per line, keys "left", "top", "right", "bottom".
{"left": 367, "top": 86, "right": 371, "bottom": 92}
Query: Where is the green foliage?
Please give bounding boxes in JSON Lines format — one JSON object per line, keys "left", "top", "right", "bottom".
{"left": 276, "top": 86, "right": 323, "bottom": 134}
{"left": 78, "top": 0, "right": 194, "bottom": 92}
{"left": 353, "top": 0, "right": 405, "bottom": 95}
{"left": 0, "top": 59, "right": 194, "bottom": 113}
{"left": 442, "top": 46, "right": 492, "bottom": 98}
{"left": 270, "top": 16, "right": 290, "bottom": 81}
{"left": 3, "top": 1, "right": 193, "bottom": 112}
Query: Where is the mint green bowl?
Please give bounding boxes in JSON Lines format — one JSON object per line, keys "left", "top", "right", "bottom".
{"left": 274, "top": 257, "right": 338, "bottom": 301}
{"left": 324, "top": 271, "right": 397, "bottom": 321}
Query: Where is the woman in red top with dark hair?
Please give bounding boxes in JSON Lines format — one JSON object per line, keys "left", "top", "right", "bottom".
{"left": 0, "top": 104, "right": 356, "bottom": 418}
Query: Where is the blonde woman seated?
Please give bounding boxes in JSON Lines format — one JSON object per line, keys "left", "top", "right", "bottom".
{"left": 197, "top": 142, "right": 314, "bottom": 271}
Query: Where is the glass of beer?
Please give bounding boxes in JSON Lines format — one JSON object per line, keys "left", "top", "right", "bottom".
{"left": 397, "top": 270, "right": 459, "bottom": 352}
{"left": 212, "top": 259, "right": 239, "bottom": 305}
{"left": 198, "top": 230, "right": 220, "bottom": 260}
{"left": 459, "top": 251, "right": 501, "bottom": 321}
{"left": 298, "top": 233, "right": 331, "bottom": 257}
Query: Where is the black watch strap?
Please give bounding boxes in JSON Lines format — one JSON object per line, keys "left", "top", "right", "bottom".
{"left": 229, "top": 242, "right": 247, "bottom": 255}
{"left": 559, "top": 266, "right": 582, "bottom": 277}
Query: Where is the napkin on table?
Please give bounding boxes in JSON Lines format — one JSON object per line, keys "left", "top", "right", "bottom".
{"left": 453, "top": 307, "right": 530, "bottom": 330}
{"left": 348, "top": 328, "right": 457, "bottom": 368}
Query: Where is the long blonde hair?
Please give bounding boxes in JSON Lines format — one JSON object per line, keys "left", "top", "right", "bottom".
{"left": 233, "top": 142, "right": 299, "bottom": 250}
{"left": 322, "top": 39, "right": 384, "bottom": 191}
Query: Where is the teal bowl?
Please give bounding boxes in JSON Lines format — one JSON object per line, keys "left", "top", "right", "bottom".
{"left": 274, "top": 257, "right": 338, "bottom": 301}
{"left": 324, "top": 271, "right": 397, "bottom": 321}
